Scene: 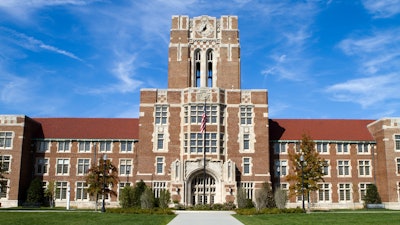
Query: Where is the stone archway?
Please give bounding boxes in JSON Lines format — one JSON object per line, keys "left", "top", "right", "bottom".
{"left": 189, "top": 172, "right": 216, "bottom": 205}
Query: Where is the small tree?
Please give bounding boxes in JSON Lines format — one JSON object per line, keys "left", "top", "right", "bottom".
{"left": 237, "top": 187, "right": 253, "bottom": 208}
{"left": 140, "top": 187, "right": 155, "bottom": 209}
{"left": 0, "top": 160, "right": 8, "bottom": 197}
{"left": 133, "top": 180, "right": 147, "bottom": 207}
{"left": 44, "top": 180, "right": 56, "bottom": 208}
{"left": 119, "top": 185, "right": 135, "bottom": 208}
{"left": 286, "top": 133, "right": 326, "bottom": 208}
{"left": 255, "top": 182, "right": 275, "bottom": 210}
{"left": 158, "top": 189, "right": 171, "bottom": 209}
{"left": 26, "top": 177, "right": 44, "bottom": 205}
{"left": 363, "top": 184, "right": 382, "bottom": 207}
{"left": 85, "top": 157, "right": 119, "bottom": 211}
{"left": 274, "top": 188, "right": 288, "bottom": 209}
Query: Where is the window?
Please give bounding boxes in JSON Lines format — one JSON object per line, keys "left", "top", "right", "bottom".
{"left": 153, "top": 182, "right": 166, "bottom": 198}
{"left": 37, "top": 140, "right": 50, "bottom": 152}
{"left": 120, "top": 141, "right": 133, "bottom": 152}
{"left": 274, "top": 142, "right": 287, "bottom": 154}
{"left": 318, "top": 183, "right": 330, "bottom": 202}
{"left": 187, "top": 132, "right": 218, "bottom": 153}
{"left": 337, "top": 143, "right": 349, "bottom": 154}
{"left": 243, "top": 134, "right": 250, "bottom": 150}
{"left": 120, "top": 159, "right": 132, "bottom": 175}
{"left": 99, "top": 141, "right": 112, "bottom": 152}
{"left": 395, "top": 135, "right": 400, "bottom": 151}
{"left": 207, "top": 50, "right": 213, "bottom": 87}
{"left": 243, "top": 157, "right": 251, "bottom": 175}
{"left": 322, "top": 160, "right": 330, "bottom": 176}
{"left": 55, "top": 182, "right": 68, "bottom": 200}
{"left": 0, "top": 155, "right": 11, "bottom": 172}
{"left": 155, "top": 105, "right": 168, "bottom": 125}
{"left": 317, "top": 143, "right": 329, "bottom": 154}
{"left": 357, "top": 143, "right": 369, "bottom": 154}
{"left": 195, "top": 49, "right": 201, "bottom": 87}
{"left": 156, "top": 157, "right": 164, "bottom": 174}
{"left": 58, "top": 141, "right": 70, "bottom": 152}
{"left": 77, "top": 159, "right": 90, "bottom": 175}
{"left": 397, "top": 158, "right": 400, "bottom": 174}
{"left": 338, "top": 160, "right": 350, "bottom": 176}
{"left": 240, "top": 106, "right": 252, "bottom": 125}
{"left": 339, "top": 183, "right": 352, "bottom": 201}
{"left": 78, "top": 141, "right": 91, "bottom": 153}
{"left": 157, "top": 134, "right": 164, "bottom": 150}
{"left": 76, "top": 182, "right": 88, "bottom": 200}
{"left": 275, "top": 160, "right": 287, "bottom": 176}
{"left": 359, "top": 183, "right": 371, "bottom": 201}
{"left": 35, "top": 158, "right": 48, "bottom": 175}
{"left": 0, "top": 180, "right": 8, "bottom": 198}
{"left": 190, "top": 105, "right": 217, "bottom": 124}
{"left": 56, "top": 159, "right": 69, "bottom": 175}
{"left": 241, "top": 182, "right": 254, "bottom": 200}
{"left": 0, "top": 132, "right": 12, "bottom": 149}
{"left": 358, "top": 160, "right": 371, "bottom": 176}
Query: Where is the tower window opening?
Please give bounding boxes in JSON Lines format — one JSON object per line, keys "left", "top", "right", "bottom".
{"left": 207, "top": 50, "right": 213, "bottom": 87}
{"left": 195, "top": 50, "right": 201, "bottom": 87}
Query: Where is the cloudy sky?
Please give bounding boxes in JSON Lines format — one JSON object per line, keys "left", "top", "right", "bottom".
{"left": 0, "top": 0, "right": 399, "bottom": 119}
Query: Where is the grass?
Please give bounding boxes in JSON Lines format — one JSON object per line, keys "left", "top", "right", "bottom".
{"left": 0, "top": 211, "right": 176, "bottom": 225}
{"left": 234, "top": 211, "right": 400, "bottom": 225}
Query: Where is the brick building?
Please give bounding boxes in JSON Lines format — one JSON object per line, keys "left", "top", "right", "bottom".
{"left": 0, "top": 15, "right": 400, "bottom": 209}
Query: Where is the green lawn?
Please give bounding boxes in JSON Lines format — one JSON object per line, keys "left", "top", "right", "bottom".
{"left": 234, "top": 211, "right": 400, "bottom": 225}
{"left": 0, "top": 211, "right": 176, "bottom": 225}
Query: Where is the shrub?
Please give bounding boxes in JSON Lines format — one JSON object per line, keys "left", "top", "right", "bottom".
{"left": 140, "top": 187, "right": 155, "bottom": 209}
{"left": 26, "top": 177, "right": 44, "bottom": 205}
{"left": 237, "top": 187, "right": 254, "bottom": 209}
{"left": 158, "top": 189, "right": 171, "bottom": 209}
{"left": 255, "top": 182, "right": 275, "bottom": 210}
{"left": 119, "top": 185, "right": 135, "bottom": 208}
{"left": 363, "top": 184, "right": 382, "bottom": 207}
{"left": 274, "top": 188, "right": 288, "bottom": 209}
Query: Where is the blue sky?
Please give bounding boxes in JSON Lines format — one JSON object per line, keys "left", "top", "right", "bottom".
{"left": 0, "top": 0, "right": 399, "bottom": 119}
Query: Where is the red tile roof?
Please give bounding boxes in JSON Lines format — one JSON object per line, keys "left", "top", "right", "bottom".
{"left": 33, "top": 118, "right": 139, "bottom": 139}
{"left": 269, "top": 119, "right": 374, "bottom": 141}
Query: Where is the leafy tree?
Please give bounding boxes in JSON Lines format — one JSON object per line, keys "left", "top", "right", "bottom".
{"left": 363, "top": 184, "right": 382, "bottom": 207}
{"left": 140, "top": 187, "right": 155, "bottom": 209}
{"left": 158, "top": 189, "right": 171, "bottom": 209}
{"left": 119, "top": 185, "right": 135, "bottom": 208}
{"left": 286, "top": 133, "right": 326, "bottom": 206}
{"left": 85, "top": 157, "right": 119, "bottom": 210}
{"left": 255, "top": 182, "right": 275, "bottom": 210}
{"left": 44, "top": 180, "right": 56, "bottom": 208}
{"left": 26, "top": 177, "right": 44, "bottom": 204}
{"left": 274, "top": 187, "right": 288, "bottom": 209}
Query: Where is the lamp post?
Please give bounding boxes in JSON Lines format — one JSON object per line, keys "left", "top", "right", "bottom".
{"left": 300, "top": 154, "right": 305, "bottom": 212}
{"left": 101, "top": 154, "right": 107, "bottom": 213}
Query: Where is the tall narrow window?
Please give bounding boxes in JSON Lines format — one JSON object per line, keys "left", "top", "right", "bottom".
{"left": 0, "top": 156, "right": 11, "bottom": 172}
{"left": 318, "top": 183, "right": 330, "bottom": 202}
{"left": 155, "top": 105, "right": 168, "bottom": 125}
{"left": 243, "top": 134, "right": 250, "bottom": 150}
{"left": 195, "top": 50, "right": 201, "bottom": 87}
{"left": 395, "top": 135, "right": 400, "bottom": 151}
{"left": 76, "top": 182, "right": 88, "bottom": 200}
{"left": 243, "top": 157, "right": 251, "bottom": 175}
{"left": 77, "top": 159, "right": 90, "bottom": 175}
{"left": 157, "top": 134, "right": 164, "bottom": 150}
{"left": 156, "top": 157, "right": 164, "bottom": 174}
{"left": 55, "top": 182, "right": 68, "bottom": 200}
{"left": 207, "top": 50, "right": 213, "bottom": 87}
{"left": 35, "top": 158, "right": 48, "bottom": 175}
{"left": 240, "top": 106, "right": 252, "bottom": 125}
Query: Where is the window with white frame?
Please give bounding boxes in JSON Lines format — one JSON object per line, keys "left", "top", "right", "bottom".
{"left": 76, "top": 182, "right": 88, "bottom": 200}
{"left": 56, "top": 159, "right": 69, "bottom": 175}
{"left": 77, "top": 159, "right": 90, "bottom": 175}
{"left": 338, "top": 183, "right": 352, "bottom": 201}
{"left": 0, "top": 132, "right": 13, "bottom": 149}
{"left": 120, "top": 159, "right": 132, "bottom": 175}
{"left": 322, "top": 160, "right": 330, "bottom": 176}
{"left": 78, "top": 141, "right": 91, "bottom": 153}
{"left": 0, "top": 155, "right": 11, "bottom": 172}
{"left": 359, "top": 183, "right": 371, "bottom": 202}
{"left": 397, "top": 158, "right": 400, "bottom": 174}
{"left": 243, "top": 134, "right": 250, "bottom": 151}
{"left": 337, "top": 143, "right": 349, "bottom": 154}
{"left": 189, "top": 105, "right": 217, "bottom": 124}
{"left": 0, "top": 180, "right": 8, "bottom": 198}
{"left": 55, "top": 181, "right": 68, "bottom": 200}
{"left": 358, "top": 160, "right": 371, "bottom": 176}
{"left": 155, "top": 105, "right": 168, "bottom": 125}
{"left": 357, "top": 143, "right": 369, "bottom": 154}
{"left": 318, "top": 183, "right": 330, "bottom": 202}
{"left": 156, "top": 157, "right": 164, "bottom": 174}
{"left": 395, "top": 135, "right": 400, "bottom": 151}
{"left": 317, "top": 143, "right": 329, "bottom": 154}
{"left": 35, "top": 158, "right": 48, "bottom": 175}
{"left": 120, "top": 141, "right": 133, "bottom": 152}
{"left": 153, "top": 182, "right": 166, "bottom": 198}
{"left": 338, "top": 160, "right": 350, "bottom": 176}
{"left": 37, "top": 140, "right": 50, "bottom": 153}
{"left": 187, "top": 132, "right": 218, "bottom": 153}
{"left": 241, "top": 182, "right": 254, "bottom": 200}
{"left": 157, "top": 134, "right": 164, "bottom": 150}
{"left": 275, "top": 160, "right": 287, "bottom": 176}
{"left": 240, "top": 105, "right": 252, "bottom": 125}
{"left": 274, "top": 142, "right": 286, "bottom": 154}
{"left": 243, "top": 157, "right": 252, "bottom": 175}
{"left": 99, "top": 141, "right": 112, "bottom": 152}
{"left": 58, "top": 141, "right": 70, "bottom": 152}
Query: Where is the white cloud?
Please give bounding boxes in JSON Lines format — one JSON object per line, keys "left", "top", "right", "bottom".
{"left": 362, "top": 0, "right": 400, "bottom": 18}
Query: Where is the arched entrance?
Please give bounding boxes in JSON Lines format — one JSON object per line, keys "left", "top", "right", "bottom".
{"left": 189, "top": 173, "right": 216, "bottom": 205}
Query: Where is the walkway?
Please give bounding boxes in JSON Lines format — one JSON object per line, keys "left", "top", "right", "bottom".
{"left": 167, "top": 211, "right": 243, "bottom": 225}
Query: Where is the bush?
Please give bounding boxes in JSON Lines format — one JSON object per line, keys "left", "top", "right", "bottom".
{"left": 255, "top": 182, "right": 275, "bottom": 210}
{"left": 235, "top": 207, "right": 304, "bottom": 215}
{"left": 140, "top": 187, "right": 155, "bottom": 209}
{"left": 26, "top": 177, "right": 44, "bottom": 205}
{"left": 107, "top": 207, "right": 174, "bottom": 214}
{"left": 363, "top": 184, "right": 382, "bottom": 207}
{"left": 274, "top": 188, "right": 288, "bottom": 209}
{"left": 158, "top": 189, "right": 171, "bottom": 209}
{"left": 237, "top": 187, "right": 254, "bottom": 209}
{"left": 119, "top": 185, "right": 135, "bottom": 208}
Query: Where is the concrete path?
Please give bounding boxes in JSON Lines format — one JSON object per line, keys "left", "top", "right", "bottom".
{"left": 167, "top": 211, "right": 243, "bottom": 225}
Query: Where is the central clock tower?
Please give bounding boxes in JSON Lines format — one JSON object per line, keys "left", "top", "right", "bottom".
{"left": 168, "top": 15, "right": 241, "bottom": 89}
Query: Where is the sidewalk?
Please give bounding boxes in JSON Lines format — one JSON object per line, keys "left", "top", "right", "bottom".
{"left": 167, "top": 211, "right": 243, "bottom": 225}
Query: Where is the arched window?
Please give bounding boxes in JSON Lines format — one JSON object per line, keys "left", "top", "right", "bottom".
{"left": 195, "top": 50, "right": 201, "bottom": 87}
{"left": 207, "top": 50, "right": 213, "bottom": 87}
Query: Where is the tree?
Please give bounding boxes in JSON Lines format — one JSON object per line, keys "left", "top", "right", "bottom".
{"left": 133, "top": 180, "right": 147, "bottom": 207}
{"left": 140, "top": 187, "right": 155, "bottom": 209}
{"left": 286, "top": 133, "right": 326, "bottom": 207}
{"left": 255, "top": 182, "right": 275, "bottom": 210}
{"left": 44, "top": 180, "right": 56, "bottom": 208}
{"left": 26, "top": 177, "right": 44, "bottom": 205}
{"left": 119, "top": 185, "right": 135, "bottom": 208}
{"left": 85, "top": 157, "right": 119, "bottom": 211}
{"left": 363, "top": 184, "right": 382, "bottom": 207}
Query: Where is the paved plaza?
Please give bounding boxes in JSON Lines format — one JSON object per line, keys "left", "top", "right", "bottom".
{"left": 167, "top": 211, "right": 243, "bottom": 225}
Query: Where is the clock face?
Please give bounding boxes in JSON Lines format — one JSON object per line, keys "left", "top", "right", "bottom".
{"left": 197, "top": 20, "right": 213, "bottom": 37}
